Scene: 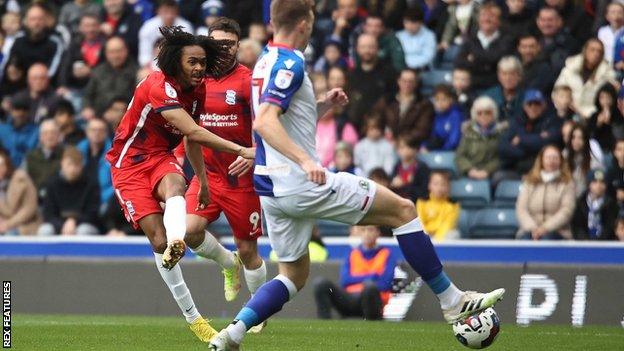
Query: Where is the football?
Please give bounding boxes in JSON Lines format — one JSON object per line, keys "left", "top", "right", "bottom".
{"left": 452, "top": 308, "right": 501, "bottom": 349}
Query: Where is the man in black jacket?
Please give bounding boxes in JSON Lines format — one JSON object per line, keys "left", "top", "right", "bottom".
{"left": 6, "top": 2, "right": 64, "bottom": 78}
{"left": 37, "top": 146, "right": 100, "bottom": 236}
{"left": 572, "top": 169, "right": 618, "bottom": 240}
{"left": 101, "top": 0, "right": 142, "bottom": 59}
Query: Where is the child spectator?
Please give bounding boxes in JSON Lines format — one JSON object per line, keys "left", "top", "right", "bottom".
{"left": 368, "top": 168, "right": 391, "bottom": 188}
{"left": 588, "top": 83, "right": 624, "bottom": 152}
{"left": 329, "top": 142, "right": 364, "bottom": 177}
{"left": 354, "top": 114, "right": 397, "bottom": 176}
{"left": 456, "top": 96, "right": 505, "bottom": 180}
{"left": 598, "top": 2, "right": 624, "bottom": 66}
{"left": 572, "top": 169, "right": 618, "bottom": 240}
{"left": 0, "top": 149, "right": 39, "bottom": 235}
{"left": 423, "top": 84, "right": 464, "bottom": 151}
{"left": 606, "top": 139, "right": 624, "bottom": 207}
{"left": 37, "top": 146, "right": 100, "bottom": 236}
{"left": 452, "top": 67, "right": 473, "bottom": 113}
{"left": 390, "top": 135, "right": 430, "bottom": 201}
{"left": 615, "top": 216, "right": 624, "bottom": 241}
{"left": 395, "top": 6, "right": 436, "bottom": 70}
{"left": 54, "top": 100, "right": 85, "bottom": 145}
{"left": 416, "top": 171, "right": 460, "bottom": 241}
{"left": 316, "top": 87, "right": 358, "bottom": 167}
{"left": 0, "top": 95, "right": 38, "bottom": 167}
{"left": 1, "top": 12, "right": 21, "bottom": 57}
{"left": 552, "top": 85, "right": 578, "bottom": 121}
{"left": 313, "top": 40, "right": 348, "bottom": 74}
{"left": 563, "top": 124, "right": 605, "bottom": 197}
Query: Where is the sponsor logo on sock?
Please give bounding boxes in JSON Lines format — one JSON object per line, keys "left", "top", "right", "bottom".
{"left": 185, "top": 306, "right": 194, "bottom": 313}
{"left": 3, "top": 281, "right": 10, "bottom": 348}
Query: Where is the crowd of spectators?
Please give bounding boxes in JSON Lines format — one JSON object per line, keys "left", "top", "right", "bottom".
{"left": 0, "top": 0, "right": 623, "bottom": 241}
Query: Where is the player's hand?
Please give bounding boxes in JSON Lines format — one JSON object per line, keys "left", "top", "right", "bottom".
{"left": 229, "top": 156, "right": 254, "bottom": 177}
{"left": 197, "top": 184, "right": 211, "bottom": 211}
{"left": 324, "top": 88, "right": 349, "bottom": 107}
{"left": 239, "top": 147, "right": 255, "bottom": 160}
{"left": 301, "top": 159, "right": 326, "bottom": 185}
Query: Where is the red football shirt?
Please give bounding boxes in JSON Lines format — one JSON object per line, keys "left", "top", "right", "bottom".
{"left": 106, "top": 71, "right": 204, "bottom": 169}
{"left": 177, "top": 64, "right": 253, "bottom": 189}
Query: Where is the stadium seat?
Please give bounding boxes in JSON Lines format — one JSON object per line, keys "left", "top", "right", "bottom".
{"left": 457, "top": 209, "right": 476, "bottom": 238}
{"left": 450, "top": 178, "right": 491, "bottom": 209}
{"left": 467, "top": 208, "right": 518, "bottom": 239}
{"left": 419, "top": 69, "right": 452, "bottom": 96}
{"left": 316, "top": 220, "right": 350, "bottom": 237}
{"left": 493, "top": 180, "right": 523, "bottom": 208}
{"left": 418, "top": 151, "right": 457, "bottom": 175}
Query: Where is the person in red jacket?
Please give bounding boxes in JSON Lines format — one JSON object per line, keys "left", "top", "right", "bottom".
{"left": 313, "top": 225, "right": 397, "bottom": 320}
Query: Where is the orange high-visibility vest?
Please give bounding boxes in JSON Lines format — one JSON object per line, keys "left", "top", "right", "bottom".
{"left": 345, "top": 247, "right": 392, "bottom": 305}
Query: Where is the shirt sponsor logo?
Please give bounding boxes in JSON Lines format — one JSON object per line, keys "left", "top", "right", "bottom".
{"left": 225, "top": 90, "right": 236, "bottom": 105}
{"left": 200, "top": 113, "right": 239, "bottom": 127}
{"left": 267, "top": 89, "right": 286, "bottom": 99}
{"left": 275, "top": 69, "right": 294, "bottom": 89}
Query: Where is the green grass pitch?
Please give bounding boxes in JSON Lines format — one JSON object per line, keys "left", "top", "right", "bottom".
{"left": 11, "top": 314, "right": 624, "bottom": 350}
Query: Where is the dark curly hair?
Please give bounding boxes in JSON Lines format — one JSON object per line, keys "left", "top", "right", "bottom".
{"left": 156, "top": 26, "right": 234, "bottom": 79}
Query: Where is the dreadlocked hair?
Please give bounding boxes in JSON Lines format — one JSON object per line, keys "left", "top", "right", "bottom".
{"left": 156, "top": 26, "right": 234, "bottom": 78}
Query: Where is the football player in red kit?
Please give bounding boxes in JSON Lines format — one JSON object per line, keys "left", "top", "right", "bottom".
{"left": 106, "top": 26, "right": 253, "bottom": 342}
{"left": 181, "top": 19, "right": 267, "bottom": 332}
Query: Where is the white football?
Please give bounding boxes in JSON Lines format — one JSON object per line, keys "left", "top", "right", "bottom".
{"left": 452, "top": 308, "right": 501, "bottom": 349}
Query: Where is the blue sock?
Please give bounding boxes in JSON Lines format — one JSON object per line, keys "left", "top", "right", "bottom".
{"left": 234, "top": 277, "right": 293, "bottom": 329}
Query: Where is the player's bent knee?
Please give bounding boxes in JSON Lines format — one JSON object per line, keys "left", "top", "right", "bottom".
{"left": 398, "top": 198, "right": 417, "bottom": 223}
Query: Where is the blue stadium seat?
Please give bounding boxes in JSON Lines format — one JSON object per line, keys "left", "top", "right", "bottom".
{"left": 420, "top": 69, "right": 452, "bottom": 96}
{"left": 418, "top": 151, "right": 457, "bottom": 175}
{"left": 458, "top": 209, "right": 476, "bottom": 238}
{"left": 316, "top": 220, "right": 350, "bottom": 237}
{"left": 493, "top": 180, "right": 523, "bottom": 208}
{"left": 450, "top": 178, "right": 491, "bottom": 209}
{"left": 468, "top": 208, "right": 518, "bottom": 239}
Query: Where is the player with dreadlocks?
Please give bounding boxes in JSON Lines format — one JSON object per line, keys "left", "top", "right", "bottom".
{"left": 106, "top": 26, "right": 253, "bottom": 342}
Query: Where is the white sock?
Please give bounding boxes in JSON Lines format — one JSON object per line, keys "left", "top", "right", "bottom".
{"left": 164, "top": 196, "right": 186, "bottom": 242}
{"left": 244, "top": 260, "right": 267, "bottom": 294}
{"left": 226, "top": 320, "right": 247, "bottom": 344}
{"left": 190, "top": 230, "right": 236, "bottom": 269}
{"left": 438, "top": 283, "right": 463, "bottom": 310}
{"left": 153, "top": 252, "right": 201, "bottom": 323}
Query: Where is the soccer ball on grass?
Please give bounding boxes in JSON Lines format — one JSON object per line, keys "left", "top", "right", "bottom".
{"left": 452, "top": 308, "right": 500, "bottom": 349}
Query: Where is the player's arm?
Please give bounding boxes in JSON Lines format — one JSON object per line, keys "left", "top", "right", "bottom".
{"left": 161, "top": 108, "right": 255, "bottom": 159}
{"left": 316, "top": 88, "right": 349, "bottom": 119}
{"left": 184, "top": 137, "right": 210, "bottom": 209}
{"left": 253, "top": 103, "right": 325, "bottom": 184}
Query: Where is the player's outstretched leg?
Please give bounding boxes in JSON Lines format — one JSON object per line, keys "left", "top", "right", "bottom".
{"left": 235, "top": 238, "right": 267, "bottom": 333}
{"left": 360, "top": 185, "right": 505, "bottom": 323}
{"left": 185, "top": 216, "right": 242, "bottom": 301}
{"left": 160, "top": 174, "right": 190, "bottom": 270}
{"left": 140, "top": 214, "right": 218, "bottom": 342}
{"left": 210, "top": 255, "right": 308, "bottom": 350}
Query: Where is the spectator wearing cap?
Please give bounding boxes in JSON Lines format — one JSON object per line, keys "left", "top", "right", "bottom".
{"left": 82, "top": 37, "right": 138, "bottom": 120}
{"left": 58, "top": 13, "right": 105, "bottom": 92}
{"left": 347, "top": 33, "right": 397, "bottom": 130}
{"left": 6, "top": 3, "right": 64, "bottom": 78}
{"left": 138, "top": 0, "right": 193, "bottom": 67}
{"left": 196, "top": 0, "right": 224, "bottom": 36}
{"left": 516, "top": 145, "right": 576, "bottom": 240}
{"left": 0, "top": 95, "right": 39, "bottom": 167}
{"left": 588, "top": 83, "right": 624, "bottom": 152}
{"left": 455, "top": 96, "right": 506, "bottom": 180}
{"left": 483, "top": 56, "right": 525, "bottom": 122}
{"left": 498, "top": 89, "right": 562, "bottom": 179}
{"left": 395, "top": 7, "right": 435, "bottom": 71}
{"left": 572, "top": 169, "right": 618, "bottom": 240}
{"left": 454, "top": 2, "right": 514, "bottom": 91}
{"left": 23, "top": 120, "right": 64, "bottom": 193}
{"left": 356, "top": 14, "right": 405, "bottom": 72}
{"left": 598, "top": 2, "right": 624, "bottom": 67}
{"left": 53, "top": 100, "right": 85, "bottom": 145}
{"left": 58, "top": 0, "right": 103, "bottom": 38}
{"left": 516, "top": 33, "right": 554, "bottom": 93}
{"left": 11, "top": 63, "right": 61, "bottom": 124}
{"left": 313, "top": 40, "right": 348, "bottom": 74}
{"left": 555, "top": 38, "right": 617, "bottom": 120}
{"left": 535, "top": 7, "right": 580, "bottom": 77}
{"left": 100, "top": 0, "right": 142, "bottom": 59}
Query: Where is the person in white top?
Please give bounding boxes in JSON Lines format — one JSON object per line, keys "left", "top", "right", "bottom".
{"left": 138, "top": 0, "right": 193, "bottom": 67}
{"left": 598, "top": 2, "right": 624, "bottom": 66}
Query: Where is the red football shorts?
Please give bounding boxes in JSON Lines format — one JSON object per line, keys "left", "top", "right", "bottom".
{"left": 111, "top": 154, "right": 186, "bottom": 229}
{"left": 186, "top": 176, "right": 263, "bottom": 241}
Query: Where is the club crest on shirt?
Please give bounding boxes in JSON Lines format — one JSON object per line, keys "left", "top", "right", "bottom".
{"left": 225, "top": 90, "right": 236, "bottom": 105}
{"left": 165, "top": 82, "right": 178, "bottom": 99}
{"left": 275, "top": 69, "right": 294, "bottom": 89}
